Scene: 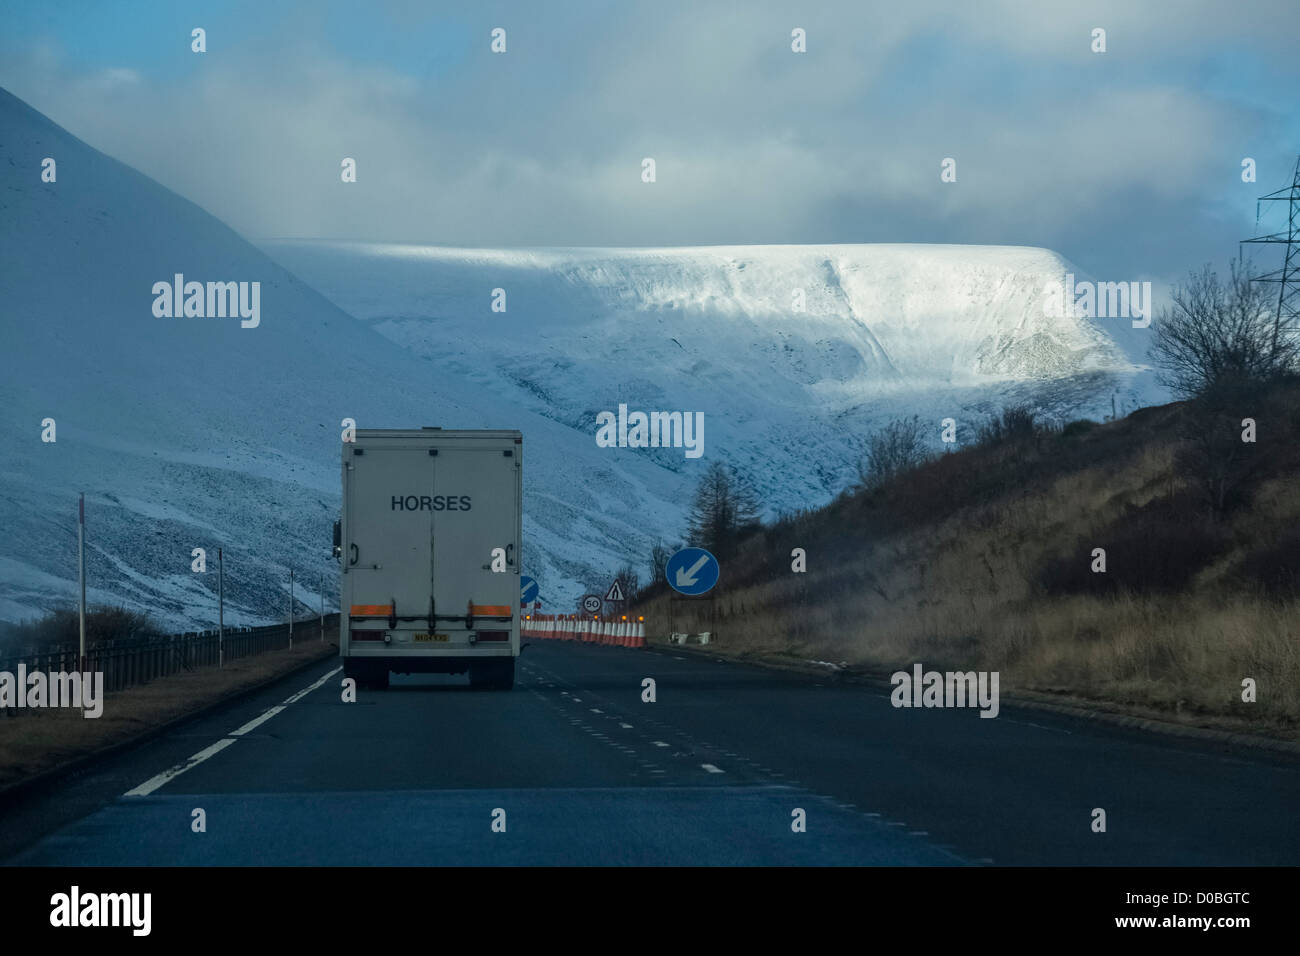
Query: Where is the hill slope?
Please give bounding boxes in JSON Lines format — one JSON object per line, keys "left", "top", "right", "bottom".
{"left": 633, "top": 387, "right": 1300, "bottom": 733}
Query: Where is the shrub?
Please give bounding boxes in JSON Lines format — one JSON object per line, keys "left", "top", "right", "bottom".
{"left": 856, "top": 415, "right": 928, "bottom": 491}
{"left": 976, "top": 404, "right": 1039, "bottom": 445}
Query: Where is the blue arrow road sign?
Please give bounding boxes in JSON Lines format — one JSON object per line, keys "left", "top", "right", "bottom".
{"left": 520, "top": 576, "right": 539, "bottom": 605}
{"left": 666, "top": 547, "right": 719, "bottom": 595}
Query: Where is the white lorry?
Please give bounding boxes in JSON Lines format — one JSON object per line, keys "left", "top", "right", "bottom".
{"left": 334, "top": 428, "right": 522, "bottom": 690}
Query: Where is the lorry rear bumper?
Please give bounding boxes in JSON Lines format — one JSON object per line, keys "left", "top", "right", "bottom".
{"left": 342, "top": 654, "right": 515, "bottom": 690}
{"left": 342, "top": 652, "right": 512, "bottom": 675}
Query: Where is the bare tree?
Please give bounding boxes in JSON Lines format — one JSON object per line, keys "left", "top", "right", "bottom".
{"left": 1151, "top": 259, "right": 1297, "bottom": 399}
{"left": 612, "top": 564, "right": 640, "bottom": 604}
{"left": 856, "top": 415, "right": 928, "bottom": 490}
{"left": 649, "top": 540, "right": 671, "bottom": 585}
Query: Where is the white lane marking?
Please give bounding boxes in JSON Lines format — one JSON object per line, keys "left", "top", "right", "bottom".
{"left": 124, "top": 738, "right": 237, "bottom": 797}
{"left": 230, "top": 705, "right": 285, "bottom": 737}
{"left": 123, "top": 666, "right": 341, "bottom": 797}
{"left": 1003, "top": 718, "right": 1073, "bottom": 736}
{"left": 653, "top": 741, "right": 670, "bottom": 747}
{"left": 283, "top": 667, "right": 342, "bottom": 705}
{"left": 590, "top": 708, "right": 602, "bottom": 714}
{"left": 619, "top": 722, "right": 633, "bottom": 729}
{"left": 701, "top": 763, "right": 725, "bottom": 774}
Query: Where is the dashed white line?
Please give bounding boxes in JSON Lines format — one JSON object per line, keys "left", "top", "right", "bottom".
{"left": 652, "top": 741, "right": 670, "bottom": 748}
{"left": 701, "top": 763, "right": 725, "bottom": 774}
{"left": 123, "top": 665, "right": 340, "bottom": 797}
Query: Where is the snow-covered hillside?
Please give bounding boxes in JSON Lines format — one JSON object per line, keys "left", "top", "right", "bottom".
{"left": 1, "top": 87, "right": 1160, "bottom": 629}
{"left": 0, "top": 89, "right": 675, "bottom": 629}
{"left": 261, "top": 238, "right": 1162, "bottom": 515}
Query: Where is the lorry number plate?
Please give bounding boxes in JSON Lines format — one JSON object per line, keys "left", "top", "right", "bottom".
{"left": 413, "top": 633, "right": 449, "bottom": 642}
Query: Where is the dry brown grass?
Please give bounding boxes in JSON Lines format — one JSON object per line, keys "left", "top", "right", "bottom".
{"left": 638, "top": 390, "right": 1300, "bottom": 737}
{"left": 0, "top": 638, "right": 336, "bottom": 789}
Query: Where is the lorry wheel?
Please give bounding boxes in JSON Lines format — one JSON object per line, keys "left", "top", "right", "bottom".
{"left": 370, "top": 668, "right": 390, "bottom": 690}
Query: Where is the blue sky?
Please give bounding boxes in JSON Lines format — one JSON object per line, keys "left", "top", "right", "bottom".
{"left": 1, "top": 0, "right": 1297, "bottom": 286}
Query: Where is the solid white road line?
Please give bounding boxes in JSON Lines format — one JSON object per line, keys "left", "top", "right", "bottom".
{"left": 123, "top": 666, "right": 341, "bottom": 797}
{"left": 123, "top": 738, "right": 238, "bottom": 797}
{"left": 283, "top": 667, "right": 342, "bottom": 705}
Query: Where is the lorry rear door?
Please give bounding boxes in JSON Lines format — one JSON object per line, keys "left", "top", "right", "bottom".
{"left": 432, "top": 447, "right": 518, "bottom": 627}
{"left": 345, "top": 446, "right": 433, "bottom": 626}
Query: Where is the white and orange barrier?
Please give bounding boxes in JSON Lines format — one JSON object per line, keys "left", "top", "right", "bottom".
{"left": 522, "top": 613, "right": 646, "bottom": 648}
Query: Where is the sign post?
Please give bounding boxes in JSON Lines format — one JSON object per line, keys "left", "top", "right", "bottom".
{"left": 77, "top": 494, "right": 86, "bottom": 672}
{"left": 666, "top": 547, "right": 721, "bottom": 642}
{"left": 603, "top": 580, "right": 626, "bottom": 624}
{"left": 218, "top": 547, "right": 224, "bottom": 669}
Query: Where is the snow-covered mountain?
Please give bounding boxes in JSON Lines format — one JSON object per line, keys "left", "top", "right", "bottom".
{"left": 258, "top": 238, "right": 1161, "bottom": 528}
{"left": 0, "top": 87, "right": 1160, "bottom": 629}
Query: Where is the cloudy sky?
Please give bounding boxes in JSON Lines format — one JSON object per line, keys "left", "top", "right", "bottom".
{"left": 2, "top": 0, "right": 1297, "bottom": 286}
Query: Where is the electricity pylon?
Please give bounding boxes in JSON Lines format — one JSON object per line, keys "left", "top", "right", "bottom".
{"left": 1242, "top": 153, "right": 1300, "bottom": 355}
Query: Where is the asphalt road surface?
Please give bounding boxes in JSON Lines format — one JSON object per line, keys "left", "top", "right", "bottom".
{"left": 3, "top": 641, "right": 1296, "bottom": 865}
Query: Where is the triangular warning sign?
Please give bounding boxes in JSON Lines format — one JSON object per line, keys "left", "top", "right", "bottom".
{"left": 605, "top": 580, "right": 625, "bottom": 602}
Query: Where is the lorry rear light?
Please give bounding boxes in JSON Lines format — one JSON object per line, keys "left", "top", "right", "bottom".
{"left": 352, "top": 630, "right": 385, "bottom": 641}
{"left": 477, "top": 630, "right": 509, "bottom": 641}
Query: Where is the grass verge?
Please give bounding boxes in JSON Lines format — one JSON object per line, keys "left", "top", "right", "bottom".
{"left": 0, "top": 639, "right": 337, "bottom": 791}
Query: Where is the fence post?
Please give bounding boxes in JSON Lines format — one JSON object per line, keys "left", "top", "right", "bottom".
{"left": 218, "top": 547, "right": 224, "bottom": 669}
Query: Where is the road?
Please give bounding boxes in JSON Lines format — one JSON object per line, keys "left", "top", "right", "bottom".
{"left": 2, "top": 640, "right": 1297, "bottom": 865}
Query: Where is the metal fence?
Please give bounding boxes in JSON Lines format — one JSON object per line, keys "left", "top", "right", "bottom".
{"left": 0, "top": 613, "right": 339, "bottom": 711}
